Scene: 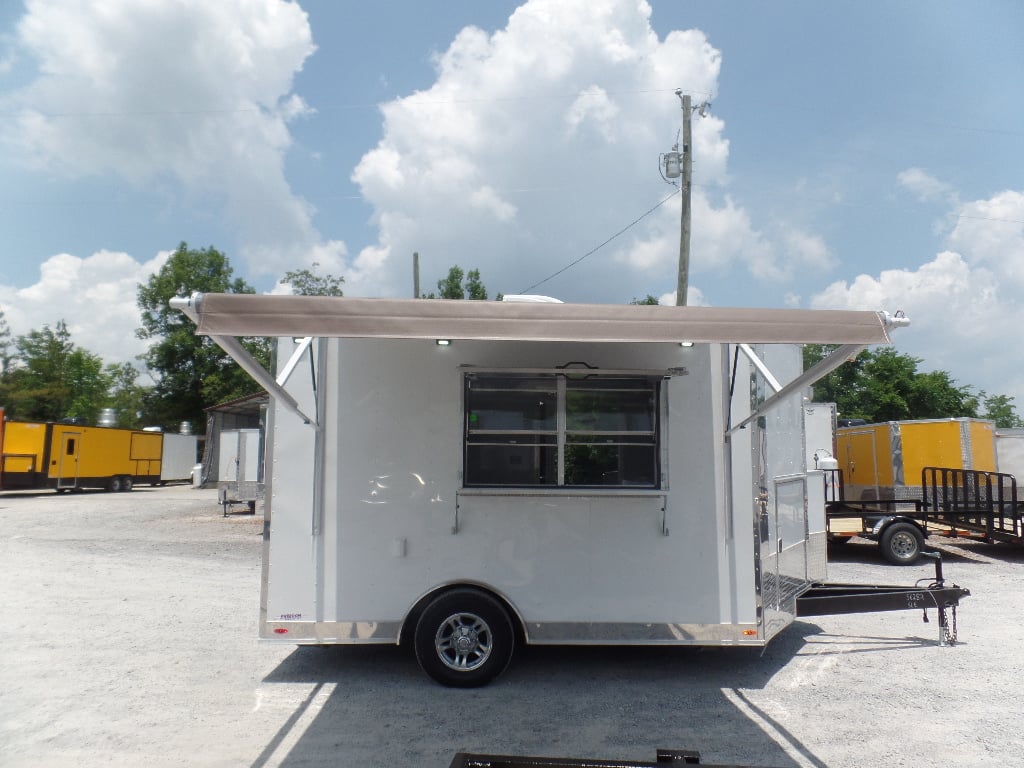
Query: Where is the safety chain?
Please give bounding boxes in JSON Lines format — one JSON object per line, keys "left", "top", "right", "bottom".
{"left": 940, "top": 605, "right": 959, "bottom": 645}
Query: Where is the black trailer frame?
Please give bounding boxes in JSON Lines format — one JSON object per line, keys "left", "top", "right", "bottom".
{"left": 450, "top": 747, "right": 780, "bottom": 767}
{"left": 822, "top": 466, "right": 1024, "bottom": 563}
{"left": 796, "top": 552, "right": 968, "bottom": 645}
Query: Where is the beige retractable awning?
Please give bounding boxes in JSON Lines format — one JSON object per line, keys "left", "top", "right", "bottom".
{"left": 179, "top": 293, "right": 897, "bottom": 345}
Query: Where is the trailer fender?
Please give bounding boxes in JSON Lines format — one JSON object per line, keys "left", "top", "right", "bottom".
{"left": 871, "top": 517, "right": 928, "bottom": 565}
{"left": 399, "top": 581, "right": 526, "bottom": 648}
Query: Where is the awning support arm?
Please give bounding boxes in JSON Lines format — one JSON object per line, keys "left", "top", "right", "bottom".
{"left": 209, "top": 334, "right": 317, "bottom": 427}
{"left": 170, "top": 294, "right": 318, "bottom": 427}
{"left": 739, "top": 343, "right": 783, "bottom": 393}
{"left": 727, "top": 343, "right": 866, "bottom": 435}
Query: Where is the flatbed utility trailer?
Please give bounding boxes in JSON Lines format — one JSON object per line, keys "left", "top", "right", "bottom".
{"left": 822, "top": 417, "right": 1024, "bottom": 563}
{"left": 921, "top": 467, "right": 1024, "bottom": 543}
{"left": 172, "top": 293, "right": 967, "bottom": 686}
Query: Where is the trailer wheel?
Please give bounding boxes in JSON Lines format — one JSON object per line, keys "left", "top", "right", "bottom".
{"left": 414, "top": 589, "right": 515, "bottom": 688}
{"left": 107, "top": 476, "right": 122, "bottom": 493}
{"left": 120, "top": 476, "right": 133, "bottom": 492}
{"left": 880, "top": 522, "right": 925, "bottom": 565}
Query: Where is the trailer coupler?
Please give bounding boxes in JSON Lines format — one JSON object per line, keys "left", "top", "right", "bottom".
{"left": 796, "top": 552, "right": 969, "bottom": 646}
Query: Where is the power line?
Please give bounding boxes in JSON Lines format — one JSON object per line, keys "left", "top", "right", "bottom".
{"left": 0, "top": 85, "right": 711, "bottom": 120}
{"left": 519, "top": 189, "right": 680, "bottom": 295}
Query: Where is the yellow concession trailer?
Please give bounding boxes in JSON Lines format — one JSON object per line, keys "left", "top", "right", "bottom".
{"left": 836, "top": 418, "right": 996, "bottom": 503}
{"left": 826, "top": 418, "right": 1015, "bottom": 564}
{"left": 0, "top": 419, "right": 163, "bottom": 492}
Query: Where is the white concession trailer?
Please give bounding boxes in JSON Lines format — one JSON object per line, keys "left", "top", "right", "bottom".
{"left": 172, "top": 294, "right": 965, "bottom": 687}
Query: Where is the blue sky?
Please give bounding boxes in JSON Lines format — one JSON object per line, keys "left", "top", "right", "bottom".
{"left": 1, "top": 0, "right": 1022, "bottom": 410}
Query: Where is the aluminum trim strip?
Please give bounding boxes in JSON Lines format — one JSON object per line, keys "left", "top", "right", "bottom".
{"left": 261, "top": 621, "right": 403, "bottom": 643}
{"left": 261, "top": 620, "right": 764, "bottom": 646}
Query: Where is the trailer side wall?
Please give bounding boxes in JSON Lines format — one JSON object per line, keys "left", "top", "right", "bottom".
{"left": 837, "top": 418, "right": 997, "bottom": 502}
{"left": 264, "top": 337, "right": 801, "bottom": 645}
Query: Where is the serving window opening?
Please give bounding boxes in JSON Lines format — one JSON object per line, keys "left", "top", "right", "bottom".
{"left": 464, "top": 372, "right": 661, "bottom": 488}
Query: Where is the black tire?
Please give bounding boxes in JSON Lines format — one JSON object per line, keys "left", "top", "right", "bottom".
{"left": 107, "top": 476, "right": 122, "bottom": 493}
{"left": 880, "top": 522, "right": 925, "bottom": 565}
{"left": 120, "top": 476, "right": 133, "bottom": 492}
{"left": 413, "top": 589, "right": 515, "bottom": 688}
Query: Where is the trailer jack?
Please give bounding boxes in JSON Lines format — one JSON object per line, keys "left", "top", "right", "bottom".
{"left": 796, "top": 552, "right": 968, "bottom": 646}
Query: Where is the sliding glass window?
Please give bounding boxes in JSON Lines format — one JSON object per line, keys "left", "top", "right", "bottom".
{"left": 464, "top": 373, "right": 660, "bottom": 488}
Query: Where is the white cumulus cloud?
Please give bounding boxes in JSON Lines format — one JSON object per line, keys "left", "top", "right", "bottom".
{"left": 811, "top": 186, "right": 1024, "bottom": 408}
{"left": 1, "top": 0, "right": 331, "bottom": 278}
{"left": 347, "top": 0, "right": 834, "bottom": 303}
{"left": 349, "top": 0, "right": 730, "bottom": 301}
{"left": 0, "top": 250, "right": 169, "bottom": 371}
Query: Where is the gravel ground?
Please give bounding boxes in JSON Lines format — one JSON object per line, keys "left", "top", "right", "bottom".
{"left": 2, "top": 486, "right": 1023, "bottom": 768}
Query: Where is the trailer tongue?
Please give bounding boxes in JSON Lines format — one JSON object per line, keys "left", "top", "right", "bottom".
{"left": 797, "top": 552, "right": 968, "bottom": 646}
{"left": 171, "top": 293, "right": 966, "bottom": 686}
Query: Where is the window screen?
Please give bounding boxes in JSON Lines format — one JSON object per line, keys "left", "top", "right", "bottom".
{"left": 464, "top": 373, "right": 660, "bottom": 488}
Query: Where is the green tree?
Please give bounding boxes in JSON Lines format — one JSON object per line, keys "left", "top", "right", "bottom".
{"left": 0, "top": 306, "right": 12, "bottom": 376}
{"left": 422, "top": 266, "right": 489, "bottom": 300}
{"left": 436, "top": 266, "right": 465, "bottom": 299}
{"left": 464, "top": 269, "right": 488, "bottom": 300}
{"left": 5, "top": 321, "right": 75, "bottom": 421}
{"left": 137, "top": 242, "right": 265, "bottom": 429}
{"left": 104, "top": 362, "right": 152, "bottom": 429}
{"left": 630, "top": 295, "right": 661, "bottom": 305}
{"left": 281, "top": 262, "right": 345, "bottom": 296}
{"left": 981, "top": 394, "right": 1024, "bottom": 428}
{"left": 64, "top": 348, "right": 108, "bottom": 424}
{"left": 1, "top": 320, "right": 111, "bottom": 423}
{"left": 804, "top": 345, "right": 1015, "bottom": 425}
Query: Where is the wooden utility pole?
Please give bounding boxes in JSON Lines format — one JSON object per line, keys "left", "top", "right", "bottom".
{"left": 413, "top": 251, "right": 420, "bottom": 298}
{"left": 676, "top": 92, "right": 692, "bottom": 307}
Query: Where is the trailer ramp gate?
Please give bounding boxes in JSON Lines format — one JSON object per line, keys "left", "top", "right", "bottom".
{"left": 824, "top": 466, "right": 1024, "bottom": 549}
{"left": 922, "top": 467, "right": 1024, "bottom": 544}
{"left": 449, "top": 747, "right": 781, "bottom": 768}
{"left": 796, "top": 554, "right": 968, "bottom": 646}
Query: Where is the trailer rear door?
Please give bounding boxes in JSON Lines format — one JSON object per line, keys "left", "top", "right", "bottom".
{"left": 841, "top": 428, "right": 880, "bottom": 500}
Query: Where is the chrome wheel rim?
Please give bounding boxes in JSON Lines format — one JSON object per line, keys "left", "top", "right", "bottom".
{"left": 434, "top": 612, "right": 493, "bottom": 671}
{"left": 891, "top": 531, "right": 917, "bottom": 559}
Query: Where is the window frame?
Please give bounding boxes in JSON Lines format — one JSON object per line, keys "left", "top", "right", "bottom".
{"left": 463, "top": 370, "right": 664, "bottom": 490}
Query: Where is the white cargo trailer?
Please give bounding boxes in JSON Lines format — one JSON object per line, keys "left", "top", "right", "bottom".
{"left": 160, "top": 432, "right": 199, "bottom": 484}
{"left": 995, "top": 428, "right": 1024, "bottom": 479}
{"left": 216, "top": 428, "right": 263, "bottom": 514}
{"left": 172, "top": 294, "right": 967, "bottom": 686}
